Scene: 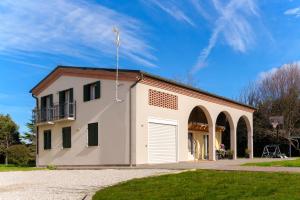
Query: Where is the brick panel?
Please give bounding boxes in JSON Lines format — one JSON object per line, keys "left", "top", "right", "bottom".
{"left": 148, "top": 89, "right": 178, "bottom": 110}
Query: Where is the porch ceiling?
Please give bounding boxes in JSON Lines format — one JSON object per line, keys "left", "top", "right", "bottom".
{"left": 188, "top": 122, "right": 225, "bottom": 133}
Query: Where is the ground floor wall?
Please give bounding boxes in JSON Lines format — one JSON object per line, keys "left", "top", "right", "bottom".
{"left": 133, "top": 83, "right": 254, "bottom": 164}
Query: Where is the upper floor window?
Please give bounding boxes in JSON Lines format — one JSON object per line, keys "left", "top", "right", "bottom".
{"left": 59, "top": 88, "right": 74, "bottom": 118}
{"left": 40, "top": 94, "right": 53, "bottom": 122}
{"left": 83, "top": 81, "right": 101, "bottom": 102}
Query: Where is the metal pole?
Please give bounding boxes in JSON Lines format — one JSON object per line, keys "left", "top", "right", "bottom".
{"left": 116, "top": 37, "right": 119, "bottom": 102}
{"left": 113, "top": 27, "right": 121, "bottom": 102}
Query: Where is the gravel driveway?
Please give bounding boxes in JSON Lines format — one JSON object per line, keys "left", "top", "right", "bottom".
{"left": 0, "top": 169, "right": 173, "bottom": 200}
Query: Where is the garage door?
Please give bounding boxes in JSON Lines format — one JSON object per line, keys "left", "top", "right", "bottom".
{"left": 148, "top": 119, "right": 177, "bottom": 164}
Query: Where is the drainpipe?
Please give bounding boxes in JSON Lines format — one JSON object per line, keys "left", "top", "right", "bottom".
{"left": 32, "top": 94, "right": 39, "bottom": 167}
{"left": 129, "top": 73, "right": 144, "bottom": 167}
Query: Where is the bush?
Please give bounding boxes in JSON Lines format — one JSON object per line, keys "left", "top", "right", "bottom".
{"left": 226, "top": 150, "right": 234, "bottom": 159}
{"left": 7, "top": 145, "right": 31, "bottom": 166}
{"left": 46, "top": 164, "right": 57, "bottom": 170}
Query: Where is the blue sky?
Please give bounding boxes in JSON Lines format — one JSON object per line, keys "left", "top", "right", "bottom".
{"left": 0, "top": 0, "right": 300, "bottom": 133}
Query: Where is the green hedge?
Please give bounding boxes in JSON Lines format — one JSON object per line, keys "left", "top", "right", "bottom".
{"left": 7, "top": 145, "right": 32, "bottom": 166}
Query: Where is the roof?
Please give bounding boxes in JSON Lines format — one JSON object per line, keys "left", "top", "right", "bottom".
{"left": 30, "top": 65, "right": 256, "bottom": 110}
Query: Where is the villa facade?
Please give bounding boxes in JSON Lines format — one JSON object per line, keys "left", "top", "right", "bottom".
{"left": 30, "top": 66, "right": 255, "bottom": 167}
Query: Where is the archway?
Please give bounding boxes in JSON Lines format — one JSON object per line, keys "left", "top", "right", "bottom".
{"left": 237, "top": 116, "right": 251, "bottom": 158}
{"left": 215, "top": 112, "right": 234, "bottom": 159}
{"left": 187, "top": 106, "right": 212, "bottom": 160}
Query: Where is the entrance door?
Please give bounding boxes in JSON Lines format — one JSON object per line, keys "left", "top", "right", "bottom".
{"left": 148, "top": 119, "right": 177, "bottom": 164}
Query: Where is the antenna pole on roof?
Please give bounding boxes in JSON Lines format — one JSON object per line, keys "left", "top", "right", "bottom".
{"left": 113, "top": 26, "right": 122, "bottom": 103}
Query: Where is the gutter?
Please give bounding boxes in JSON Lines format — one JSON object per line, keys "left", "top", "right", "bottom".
{"left": 32, "top": 94, "right": 39, "bottom": 167}
{"left": 129, "top": 73, "right": 144, "bottom": 167}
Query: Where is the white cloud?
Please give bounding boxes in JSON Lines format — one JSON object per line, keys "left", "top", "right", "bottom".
{"left": 258, "top": 61, "right": 300, "bottom": 80}
{"left": 0, "top": 0, "right": 156, "bottom": 67}
{"left": 145, "top": 0, "right": 195, "bottom": 27}
{"left": 191, "top": 0, "right": 259, "bottom": 73}
{"left": 284, "top": 7, "right": 300, "bottom": 17}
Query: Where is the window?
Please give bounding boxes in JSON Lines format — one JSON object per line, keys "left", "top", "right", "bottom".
{"left": 62, "top": 127, "right": 71, "bottom": 148}
{"left": 83, "top": 81, "right": 100, "bottom": 102}
{"left": 44, "top": 130, "right": 51, "bottom": 150}
{"left": 88, "top": 122, "right": 98, "bottom": 146}
{"left": 41, "top": 94, "right": 53, "bottom": 121}
{"left": 59, "top": 88, "right": 74, "bottom": 118}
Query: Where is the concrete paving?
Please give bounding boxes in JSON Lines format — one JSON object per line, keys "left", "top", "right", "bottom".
{"left": 0, "top": 169, "right": 174, "bottom": 200}
{"left": 138, "top": 158, "right": 300, "bottom": 173}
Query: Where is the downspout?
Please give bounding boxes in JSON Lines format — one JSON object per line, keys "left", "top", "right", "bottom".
{"left": 32, "top": 94, "right": 39, "bottom": 167}
{"left": 129, "top": 73, "right": 144, "bottom": 167}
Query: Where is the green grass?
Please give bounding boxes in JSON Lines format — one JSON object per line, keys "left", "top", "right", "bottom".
{"left": 242, "top": 158, "right": 300, "bottom": 167}
{"left": 0, "top": 164, "right": 45, "bottom": 172}
{"left": 93, "top": 170, "right": 300, "bottom": 200}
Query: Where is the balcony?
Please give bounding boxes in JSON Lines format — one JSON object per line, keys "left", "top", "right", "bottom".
{"left": 33, "top": 102, "right": 76, "bottom": 125}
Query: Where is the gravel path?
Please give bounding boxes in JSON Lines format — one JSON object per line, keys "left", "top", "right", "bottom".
{"left": 0, "top": 169, "right": 174, "bottom": 200}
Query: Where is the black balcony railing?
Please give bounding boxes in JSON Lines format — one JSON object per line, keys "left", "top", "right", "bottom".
{"left": 33, "top": 102, "right": 76, "bottom": 124}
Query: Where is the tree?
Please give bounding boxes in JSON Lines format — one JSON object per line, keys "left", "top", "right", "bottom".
{"left": 22, "top": 118, "right": 36, "bottom": 145}
{"left": 0, "top": 114, "right": 19, "bottom": 165}
{"left": 239, "top": 63, "right": 300, "bottom": 156}
{"left": 21, "top": 118, "right": 36, "bottom": 165}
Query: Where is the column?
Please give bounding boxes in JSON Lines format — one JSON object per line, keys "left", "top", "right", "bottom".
{"left": 248, "top": 127, "right": 254, "bottom": 159}
{"left": 230, "top": 126, "right": 237, "bottom": 160}
{"left": 209, "top": 123, "right": 216, "bottom": 161}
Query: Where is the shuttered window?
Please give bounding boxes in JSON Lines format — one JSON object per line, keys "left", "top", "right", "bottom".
{"left": 59, "top": 88, "right": 74, "bottom": 118}
{"left": 44, "top": 130, "right": 51, "bottom": 150}
{"left": 88, "top": 122, "right": 98, "bottom": 146}
{"left": 83, "top": 81, "right": 101, "bottom": 102}
{"left": 62, "top": 127, "right": 71, "bottom": 148}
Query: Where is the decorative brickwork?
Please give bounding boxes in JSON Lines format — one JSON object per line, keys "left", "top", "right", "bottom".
{"left": 149, "top": 89, "right": 178, "bottom": 110}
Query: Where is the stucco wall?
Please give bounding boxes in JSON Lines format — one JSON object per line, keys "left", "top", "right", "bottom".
{"left": 37, "top": 76, "right": 134, "bottom": 166}
{"left": 134, "top": 83, "right": 253, "bottom": 164}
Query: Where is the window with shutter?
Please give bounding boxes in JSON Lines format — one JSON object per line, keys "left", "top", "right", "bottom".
{"left": 83, "top": 81, "right": 101, "bottom": 102}
{"left": 44, "top": 130, "right": 51, "bottom": 150}
{"left": 62, "top": 127, "right": 71, "bottom": 148}
{"left": 88, "top": 122, "right": 98, "bottom": 146}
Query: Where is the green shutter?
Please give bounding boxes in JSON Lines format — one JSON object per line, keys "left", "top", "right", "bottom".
{"left": 83, "top": 84, "right": 90, "bottom": 102}
{"left": 43, "top": 131, "right": 47, "bottom": 149}
{"left": 69, "top": 89, "right": 74, "bottom": 116}
{"left": 62, "top": 127, "right": 71, "bottom": 148}
{"left": 95, "top": 81, "right": 101, "bottom": 99}
{"left": 69, "top": 88, "right": 74, "bottom": 102}
{"left": 44, "top": 130, "right": 51, "bottom": 150}
{"left": 59, "top": 91, "right": 65, "bottom": 118}
{"left": 88, "top": 123, "right": 98, "bottom": 146}
{"left": 48, "top": 131, "right": 51, "bottom": 149}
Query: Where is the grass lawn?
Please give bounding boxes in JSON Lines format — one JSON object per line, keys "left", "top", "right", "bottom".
{"left": 93, "top": 170, "right": 300, "bottom": 200}
{"left": 0, "top": 164, "right": 45, "bottom": 172}
{"left": 242, "top": 158, "right": 300, "bottom": 167}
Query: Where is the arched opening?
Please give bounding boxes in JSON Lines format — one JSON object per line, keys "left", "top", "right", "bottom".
{"left": 215, "top": 112, "right": 234, "bottom": 159}
{"left": 237, "top": 116, "right": 251, "bottom": 158}
{"left": 216, "top": 113, "right": 229, "bottom": 157}
{"left": 187, "top": 106, "right": 212, "bottom": 160}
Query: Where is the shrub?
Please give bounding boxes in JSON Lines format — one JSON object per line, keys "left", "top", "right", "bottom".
{"left": 226, "top": 150, "right": 234, "bottom": 159}
{"left": 245, "top": 148, "right": 250, "bottom": 158}
{"left": 7, "top": 145, "right": 31, "bottom": 166}
{"left": 46, "top": 164, "right": 57, "bottom": 170}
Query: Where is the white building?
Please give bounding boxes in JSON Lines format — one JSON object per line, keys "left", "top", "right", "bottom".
{"left": 30, "top": 66, "right": 255, "bottom": 167}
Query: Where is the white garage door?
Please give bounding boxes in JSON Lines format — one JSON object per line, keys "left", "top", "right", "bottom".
{"left": 148, "top": 119, "right": 177, "bottom": 164}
